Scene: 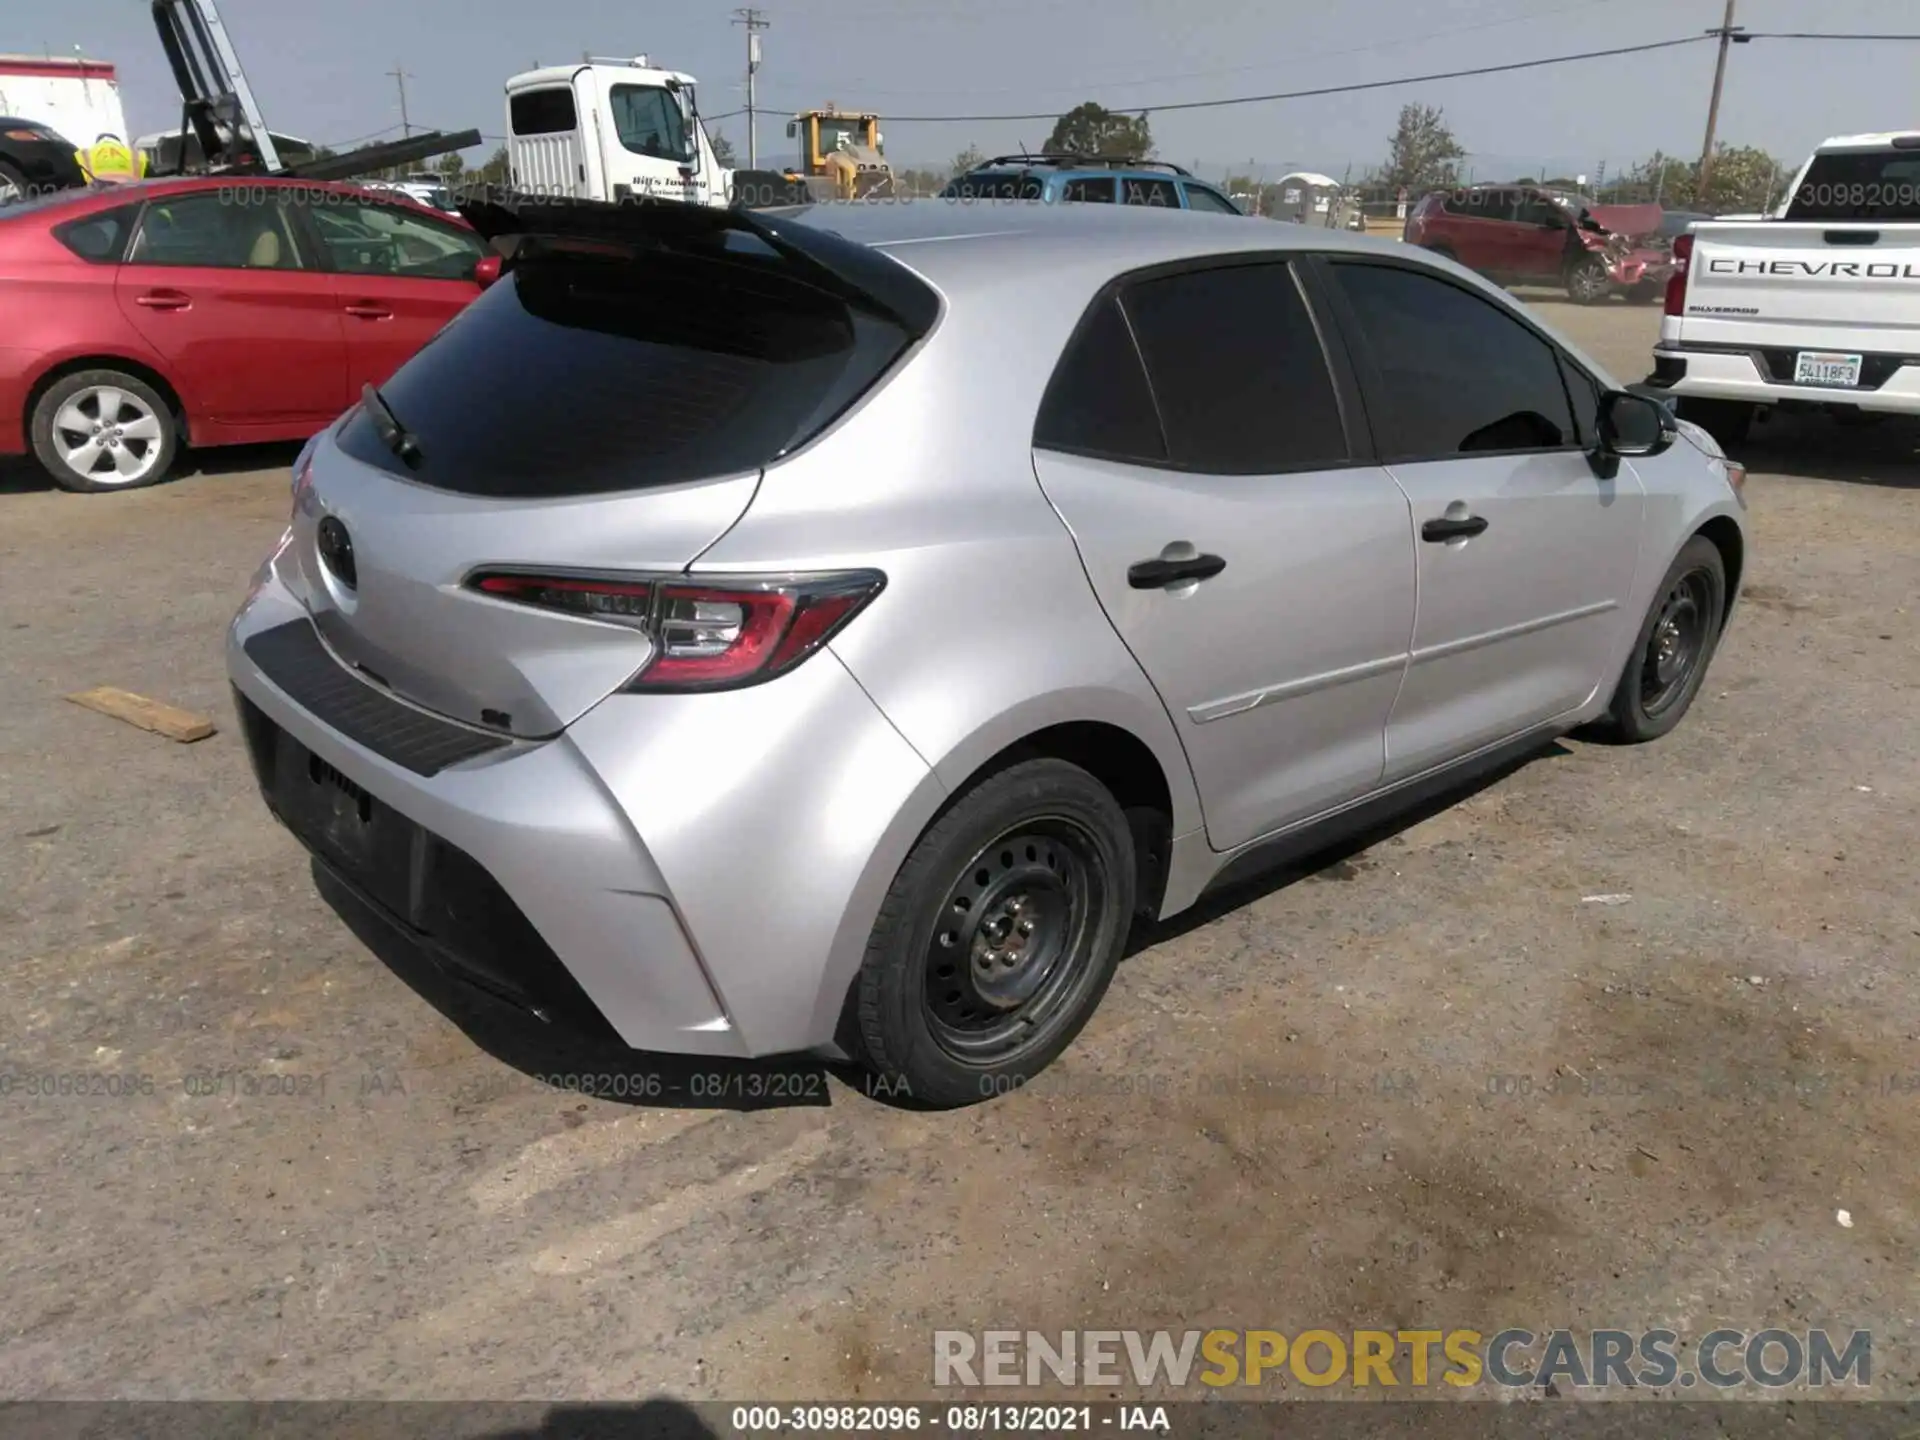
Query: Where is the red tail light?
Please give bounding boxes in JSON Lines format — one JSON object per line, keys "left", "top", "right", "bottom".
{"left": 1665, "top": 231, "right": 1694, "bottom": 317}
{"left": 467, "top": 569, "right": 886, "bottom": 692}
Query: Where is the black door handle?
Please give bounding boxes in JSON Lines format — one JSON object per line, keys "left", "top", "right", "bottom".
{"left": 1422, "top": 515, "right": 1489, "bottom": 542}
{"left": 1128, "top": 553, "right": 1227, "bottom": 589}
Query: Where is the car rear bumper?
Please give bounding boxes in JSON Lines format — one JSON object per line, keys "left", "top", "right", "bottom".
{"left": 226, "top": 549, "right": 939, "bottom": 1058}
{"left": 1648, "top": 345, "right": 1920, "bottom": 413}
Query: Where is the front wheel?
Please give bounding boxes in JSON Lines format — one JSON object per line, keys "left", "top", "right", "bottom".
{"left": 1567, "top": 256, "right": 1613, "bottom": 304}
{"left": 853, "top": 758, "right": 1136, "bottom": 1108}
{"left": 1599, "top": 536, "right": 1728, "bottom": 744}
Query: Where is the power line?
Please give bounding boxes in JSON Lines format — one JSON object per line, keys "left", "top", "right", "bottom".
{"left": 1741, "top": 30, "right": 1920, "bottom": 39}
{"left": 877, "top": 33, "right": 1715, "bottom": 123}
{"left": 794, "top": 0, "right": 1679, "bottom": 101}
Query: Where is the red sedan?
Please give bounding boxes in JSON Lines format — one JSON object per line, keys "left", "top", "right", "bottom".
{"left": 0, "top": 175, "right": 496, "bottom": 493}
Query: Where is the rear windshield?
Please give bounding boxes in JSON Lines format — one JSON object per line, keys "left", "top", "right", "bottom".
{"left": 1784, "top": 148, "right": 1920, "bottom": 222}
{"left": 941, "top": 173, "right": 1044, "bottom": 200}
{"left": 335, "top": 249, "right": 921, "bottom": 496}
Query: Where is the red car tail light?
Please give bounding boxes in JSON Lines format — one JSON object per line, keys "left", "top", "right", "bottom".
{"left": 467, "top": 570, "right": 886, "bottom": 692}
{"left": 1665, "top": 232, "right": 1694, "bottom": 317}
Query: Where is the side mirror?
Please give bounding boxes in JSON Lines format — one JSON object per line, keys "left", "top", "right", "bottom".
{"left": 472, "top": 254, "right": 502, "bottom": 288}
{"left": 1589, "top": 389, "right": 1675, "bottom": 478}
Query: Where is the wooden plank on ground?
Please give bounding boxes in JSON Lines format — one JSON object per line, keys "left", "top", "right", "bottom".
{"left": 65, "top": 687, "right": 217, "bottom": 744}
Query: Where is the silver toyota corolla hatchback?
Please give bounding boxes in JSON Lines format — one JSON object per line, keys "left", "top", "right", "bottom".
{"left": 227, "top": 195, "right": 1748, "bottom": 1107}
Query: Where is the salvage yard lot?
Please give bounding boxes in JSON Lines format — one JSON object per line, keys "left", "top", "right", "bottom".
{"left": 2, "top": 300, "right": 1917, "bottom": 1400}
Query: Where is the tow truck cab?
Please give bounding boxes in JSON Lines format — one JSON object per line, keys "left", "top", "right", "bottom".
{"left": 504, "top": 59, "right": 730, "bottom": 207}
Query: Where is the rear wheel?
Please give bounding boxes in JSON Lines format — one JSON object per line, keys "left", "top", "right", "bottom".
{"left": 1567, "top": 255, "right": 1612, "bottom": 304}
{"left": 0, "top": 160, "right": 27, "bottom": 207}
{"left": 1628, "top": 280, "right": 1663, "bottom": 304}
{"left": 1675, "top": 397, "right": 1755, "bottom": 449}
{"left": 1599, "top": 536, "right": 1728, "bottom": 743}
{"left": 854, "top": 758, "right": 1135, "bottom": 1108}
{"left": 30, "top": 369, "right": 179, "bottom": 494}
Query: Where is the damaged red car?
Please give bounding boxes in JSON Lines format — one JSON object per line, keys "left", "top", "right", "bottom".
{"left": 1403, "top": 184, "right": 1676, "bottom": 304}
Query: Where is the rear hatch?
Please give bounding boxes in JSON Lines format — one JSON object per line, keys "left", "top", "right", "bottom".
{"left": 1676, "top": 142, "right": 1920, "bottom": 353}
{"left": 286, "top": 200, "right": 937, "bottom": 737}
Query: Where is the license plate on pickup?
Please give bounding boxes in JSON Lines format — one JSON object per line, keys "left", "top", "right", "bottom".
{"left": 1794, "top": 351, "right": 1864, "bottom": 388}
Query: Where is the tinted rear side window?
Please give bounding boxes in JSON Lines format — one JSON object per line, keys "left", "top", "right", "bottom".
{"left": 53, "top": 204, "right": 140, "bottom": 263}
{"left": 1785, "top": 149, "right": 1920, "bottom": 221}
{"left": 335, "top": 252, "right": 921, "bottom": 496}
{"left": 1119, "top": 262, "right": 1347, "bottom": 473}
{"left": 1330, "top": 260, "right": 1578, "bottom": 459}
{"left": 1033, "top": 296, "right": 1165, "bottom": 463}
{"left": 510, "top": 88, "right": 579, "bottom": 135}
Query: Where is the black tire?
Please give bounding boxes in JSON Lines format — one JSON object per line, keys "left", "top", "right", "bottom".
{"left": 1566, "top": 255, "right": 1612, "bottom": 304}
{"left": 1599, "top": 535, "right": 1728, "bottom": 744}
{"left": 29, "top": 369, "right": 179, "bottom": 494}
{"left": 0, "top": 159, "right": 29, "bottom": 207}
{"left": 1675, "top": 397, "right": 1755, "bottom": 449}
{"left": 1628, "top": 281, "right": 1663, "bottom": 305}
{"left": 854, "top": 757, "right": 1136, "bottom": 1108}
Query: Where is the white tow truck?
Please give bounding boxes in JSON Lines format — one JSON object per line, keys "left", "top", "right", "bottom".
{"left": 503, "top": 57, "right": 731, "bottom": 206}
{"left": 1649, "top": 131, "right": 1920, "bottom": 445}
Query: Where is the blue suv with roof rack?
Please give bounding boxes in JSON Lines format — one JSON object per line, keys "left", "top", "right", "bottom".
{"left": 937, "top": 154, "right": 1246, "bottom": 214}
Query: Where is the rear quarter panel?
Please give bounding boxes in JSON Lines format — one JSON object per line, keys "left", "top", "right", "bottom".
{"left": 688, "top": 261, "right": 1206, "bottom": 1044}
{"left": 0, "top": 222, "right": 170, "bottom": 453}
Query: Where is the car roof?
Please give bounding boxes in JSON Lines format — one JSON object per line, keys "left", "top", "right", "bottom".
{"left": 781, "top": 198, "right": 1373, "bottom": 286}
{"left": 8, "top": 173, "right": 456, "bottom": 219}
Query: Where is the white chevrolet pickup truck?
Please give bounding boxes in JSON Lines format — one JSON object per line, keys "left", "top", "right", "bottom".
{"left": 1647, "top": 131, "right": 1920, "bottom": 446}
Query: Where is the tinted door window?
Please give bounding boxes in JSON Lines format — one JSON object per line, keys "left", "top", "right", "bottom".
{"left": 609, "top": 84, "right": 689, "bottom": 160}
{"left": 510, "top": 88, "right": 578, "bottom": 135}
{"left": 1120, "top": 262, "right": 1347, "bottom": 473}
{"left": 1061, "top": 177, "right": 1116, "bottom": 203}
{"left": 1330, "top": 261, "right": 1578, "bottom": 458}
{"left": 1122, "top": 177, "right": 1181, "bottom": 207}
{"left": 309, "top": 198, "right": 484, "bottom": 279}
{"left": 1183, "top": 185, "right": 1241, "bottom": 214}
{"left": 1512, "top": 194, "right": 1565, "bottom": 228}
{"left": 127, "top": 192, "right": 305, "bottom": 270}
{"left": 1033, "top": 295, "right": 1165, "bottom": 463}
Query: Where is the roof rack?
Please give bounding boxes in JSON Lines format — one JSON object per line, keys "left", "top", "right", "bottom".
{"left": 973, "top": 152, "right": 1193, "bottom": 178}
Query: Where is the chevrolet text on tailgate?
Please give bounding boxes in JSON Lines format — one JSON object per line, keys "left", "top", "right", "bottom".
{"left": 1648, "top": 131, "right": 1920, "bottom": 445}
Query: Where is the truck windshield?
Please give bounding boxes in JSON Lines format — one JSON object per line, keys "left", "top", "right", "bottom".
{"left": 610, "top": 84, "right": 689, "bottom": 161}
{"left": 818, "top": 117, "right": 869, "bottom": 154}
{"left": 1784, "top": 149, "right": 1920, "bottom": 222}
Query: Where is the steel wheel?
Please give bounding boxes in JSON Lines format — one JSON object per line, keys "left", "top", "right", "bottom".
{"left": 1640, "top": 568, "right": 1714, "bottom": 718}
{"left": 50, "top": 385, "right": 166, "bottom": 486}
{"left": 0, "top": 173, "right": 21, "bottom": 206}
{"left": 921, "top": 817, "right": 1109, "bottom": 1064}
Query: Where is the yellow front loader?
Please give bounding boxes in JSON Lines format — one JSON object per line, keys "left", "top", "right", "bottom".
{"left": 781, "top": 106, "right": 894, "bottom": 201}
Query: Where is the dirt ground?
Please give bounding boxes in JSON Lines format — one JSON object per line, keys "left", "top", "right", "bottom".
{"left": 2, "top": 299, "right": 1916, "bottom": 1405}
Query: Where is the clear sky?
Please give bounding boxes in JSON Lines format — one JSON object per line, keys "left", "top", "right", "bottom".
{"left": 9, "top": 0, "right": 1915, "bottom": 181}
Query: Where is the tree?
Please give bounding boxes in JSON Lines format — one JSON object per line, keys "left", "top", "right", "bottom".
{"left": 709, "top": 130, "right": 738, "bottom": 167}
{"left": 949, "top": 144, "right": 984, "bottom": 177}
{"left": 1382, "top": 102, "right": 1465, "bottom": 194}
{"left": 1613, "top": 144, "right": 1788, "bottom": 213}
{"left": 1042, "top": 102, "right": 1153, "bottom": 159}
{"left": 434, "top": 152, "right": 465, "bottom": 185}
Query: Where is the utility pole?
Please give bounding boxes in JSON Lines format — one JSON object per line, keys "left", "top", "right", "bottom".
{"left": 387, "top": 62, "right": 414, "bottom": 139}
{"left": 1696, "top": 0, "right": 1749, "bottom": 201}
{"left": 733, "top": 8, "right": 768, "bottom": 169}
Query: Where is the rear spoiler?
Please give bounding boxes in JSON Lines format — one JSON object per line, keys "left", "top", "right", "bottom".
{"left": 453, "top": 188, "right": 939, "bottom": 338}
